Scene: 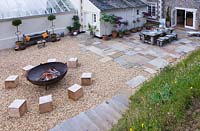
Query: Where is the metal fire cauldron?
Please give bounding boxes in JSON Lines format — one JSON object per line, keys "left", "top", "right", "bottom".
{"left": 27, "top": 62, "right": 68, "bottom": 88}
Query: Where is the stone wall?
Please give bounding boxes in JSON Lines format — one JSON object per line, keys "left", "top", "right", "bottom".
{"left": 163, "top": 0, "right": 200, "bottom": 29}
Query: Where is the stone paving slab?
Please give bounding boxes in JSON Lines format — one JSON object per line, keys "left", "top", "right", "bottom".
{"left": 144, "top": 67, "right": 157, "bottom": 74}
{"left": 176, "top": 45, "right": 195, "bottom": 53}
{"left": 126, "top": 75, "right": 147, "bottom": 88}
{"left": 99, "top": 57, "right": 113, "bottom": 63}
{"left": 148, "top": 58, "right": 169, "bottom": 69}
{"left": 86, "top": 46, "right": 106, "bottom": 57}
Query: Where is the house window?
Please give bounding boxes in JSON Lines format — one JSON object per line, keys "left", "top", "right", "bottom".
{"left": 147, "top": 2, "right": 157, "bottom": 18}
{"left": 137, "top": 10, "right": 139, "bottom": 15}
{"left": 93, "top": 14, "right": 97, "bottom": 23}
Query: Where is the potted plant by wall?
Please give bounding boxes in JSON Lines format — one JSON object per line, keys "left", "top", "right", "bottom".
{"left": 67, "top": 26, "right": 74, "bottom": 36}
{"left": 72, "top": 15, "right": 81, "bottom": 35}
{"left": 87, "top": 24, "right": 99, "bottom": 37}
{"left": 118, "top": 30, "right": 124, "bottom": 38}
{"left": 131, "top": 20, "right": 138, "bottom": 33}
{"left": 100, "top": 13, "right": 112, "bottom": 40}
{"left": 12, "top": 19, "right": 24, "bottom": 50}
{"left": 166, "top": 7, "right": 171, "bottom": 27}
{"left": 48, "top": 14, "right": 57, "bottom": 42}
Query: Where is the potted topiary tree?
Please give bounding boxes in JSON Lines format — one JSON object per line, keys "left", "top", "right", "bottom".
{"left": 100, "top": 13, "right": 112, "bottom": 40}
{"left": 48, "top": 14, "right": 57, "bottom": 42}
{"left": 72, "top": 15, "right": 81, "bottom": 35}
{"left": 12, "top": 19, "right": 24, "bottom": 50}
{"left": 166, "top": 7, "right": 171, "bottom": 27}
{"left": 87, "top": 24, "right": 99, "bottom": 38}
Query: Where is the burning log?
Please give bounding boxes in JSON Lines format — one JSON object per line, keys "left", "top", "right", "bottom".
{"left": 39, "top": 68, "right": 61, "bottom": 81}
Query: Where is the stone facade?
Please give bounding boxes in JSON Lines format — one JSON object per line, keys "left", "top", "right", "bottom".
{"left": 146, "top": 0, "right": 200, "bottom": 29}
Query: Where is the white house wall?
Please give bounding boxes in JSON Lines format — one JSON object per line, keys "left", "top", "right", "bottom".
{"left": 100, "top": 7, "right": 147, "bottom": 37}
{"left": 0, "top": 12, "right": 75, "bottom": 50}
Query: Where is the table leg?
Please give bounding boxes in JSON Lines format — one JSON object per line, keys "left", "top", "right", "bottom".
{"left": 151, "top": 37, "right": 154, "bottom": 45}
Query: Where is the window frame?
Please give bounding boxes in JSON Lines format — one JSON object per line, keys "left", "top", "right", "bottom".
{"left": 147, "top": 2, "right": 158, "bottom": 19}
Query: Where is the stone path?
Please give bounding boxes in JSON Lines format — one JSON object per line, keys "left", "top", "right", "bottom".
{"left": 49, "top": 94, "right": 130, "bottom": 131}
{"left": 50, "top": 30, "right": 200, "bottom": 131}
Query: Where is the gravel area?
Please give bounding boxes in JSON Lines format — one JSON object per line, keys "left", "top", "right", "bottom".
{"left": 0, "top": 36, "right": 148, "bottom": 131}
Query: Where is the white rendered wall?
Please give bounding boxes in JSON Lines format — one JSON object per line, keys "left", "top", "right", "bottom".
{"left": 100, "top": 7, "right": 147, "bottom": 37}
{"left": 0, "top": 12, "right": 76, "bottom": 50}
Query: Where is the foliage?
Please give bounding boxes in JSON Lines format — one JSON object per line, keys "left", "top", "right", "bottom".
{"left": 67, "top": 26, "right": 73, "bottom": 33}
{"left": 48, "top": 14, "right": 56, "bottom": 21}
{"left": 166, "top": 7, "right": 171, "bottom": 22}
{"left": 111, "top": 49, "right": 200, "bottom": 131}
{"left": 12, "top": 19, "right": 22, "bottom": 27}
{"left": 87, "top": 24, "right": 99, "bottom": 36}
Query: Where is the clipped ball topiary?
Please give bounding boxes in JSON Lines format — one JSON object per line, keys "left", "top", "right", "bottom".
{"left": 48, "top": 14, "right": 56, "bottom": 21}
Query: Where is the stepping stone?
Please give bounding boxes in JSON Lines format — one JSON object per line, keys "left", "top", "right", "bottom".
{"left": 144, "top": 67, "right": 157, "bottom": 74}
{"left": 148, "top": 58, "right": 169, "bottom": 69}
{"left": 85, "top": 109, "right": 109, "bottom": 130}
{"left": 67, "top": 57, "right": 78, "bottom": 68}
{"left": 8, "top": 99, "right": 27, "bottom": 117}
{"left": 86, "top": 46, "right": 105, "bottom": 57}
{"left": 176, "top": 45, "right": 195, "bottom": 53}
{"left": 72, "top": 112, "right": 100, "bottom": 131}
{"left": 47, "top": 58, "right": 57, "bottom": 63}
{"left": 5, "top": 75, "right": 19, "bottom": 89}
{"left": 68, "top": 84, "right": 83, "bottom": 101}
{"left": 125, "top": 51, "right": 137, "bottom": 56}
{"left": 99, "top": 56, "right": 113, "bottom": 63}
{"left": 106, "top": 99, "right": 128, "bottom": 114}
{"left": 39, "top": 95, "right": 53, "bottom": 114}
{"left": 81, "top": 73, "right": 92, "bottom": 86}
{"left": 114, "top": 57, "right": 127, "bottom": 66}
{"left": 126, "top": 75, "right": 147, "bottom": 88}
{"left": 22, "top": 65, "right": 34, "bottom": 76}
{"left": 112, "top": 94, "right": 130, "bottom": 107}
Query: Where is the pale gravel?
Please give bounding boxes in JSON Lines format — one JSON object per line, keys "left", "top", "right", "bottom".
{"left": 0, "top": 36, "right": 150, "bottom": 131}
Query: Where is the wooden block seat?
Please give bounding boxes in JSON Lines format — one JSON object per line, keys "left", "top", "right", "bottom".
{"left": 68, "top": 84, "right": 83, "bottom": 101}
{"left": 5, "top": 75, "right": 19, "bottom": 89}
{"left": 81, "top": 73, "right": 92, "bottom": 86}
{"left": 67, "top": 57, "right": 78, "bottom": 68}
{"left": 22, "top": 65, "right": 35, "bottom": 76}
{"left": 47, "top": 58, "right": 57, "bottom": 63}
{"left": 39, "top": 95, "right": 53, "bottom": 114}
{"left": 8, "top": 99, "right": 27, "bottom": 117}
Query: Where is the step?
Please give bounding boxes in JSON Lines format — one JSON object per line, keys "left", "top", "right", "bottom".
{"left": 112, "top": 94, "right": 130, "bottom": 107}
{"left": 85, "top": 109, "right": 109, "bottom": 131}
{"left": 106, "top": 99, "right": 128, "bottom": 114}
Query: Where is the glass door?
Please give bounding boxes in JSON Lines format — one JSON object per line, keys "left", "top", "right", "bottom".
{"left": 185, "top": 9, "right": 196, "bottom": 29}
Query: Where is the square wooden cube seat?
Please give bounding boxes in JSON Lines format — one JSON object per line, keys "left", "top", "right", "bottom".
{"left": 8, "top": 99, "right": 27, "bottom": 117}
{"left": 47, "top": 58, "right": 57, "bottom": 63}
{"left": 81, "top": 73, "right": 92, "bottom": 86}
{"left": 5, "top": 75, "right": 19, "bottom": 89}
{"left": 67, "top": 57, "right": 78, "bottom": 68}
{"left": 39, "top": 95, "right": 53, "bottom": 114}
{"left": 22, "top": 65, "right": 34, "bottom": 76}
{"left": 68, "top": 84, "right": 83, "bottom": 101}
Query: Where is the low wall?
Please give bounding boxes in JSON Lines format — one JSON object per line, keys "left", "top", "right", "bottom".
{"left": 0, "top": 11, "right": 76, "bottom": 50}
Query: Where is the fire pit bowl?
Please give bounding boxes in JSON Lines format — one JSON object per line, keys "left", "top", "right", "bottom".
{"left": 27, "top": 62, "right": 68, "bottom": 86}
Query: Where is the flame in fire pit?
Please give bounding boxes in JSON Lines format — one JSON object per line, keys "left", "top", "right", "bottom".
{"left": 39, "top": 68, "right": 61, "bottom": 81}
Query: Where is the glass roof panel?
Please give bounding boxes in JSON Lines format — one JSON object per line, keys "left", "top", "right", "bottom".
{"left": 0, "top": 0, "right": 74, "bottom": 20}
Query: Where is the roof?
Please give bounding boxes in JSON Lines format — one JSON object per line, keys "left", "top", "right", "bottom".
{"left": 0, "top": 0, "right": 75, "bottom": 20}
{"left": 89, "top": 0, "right": 147, "bottom": 11}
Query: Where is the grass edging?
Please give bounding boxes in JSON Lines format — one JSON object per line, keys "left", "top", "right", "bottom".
{"left": 111, "top": 49, "right": 200, "bottom": 131}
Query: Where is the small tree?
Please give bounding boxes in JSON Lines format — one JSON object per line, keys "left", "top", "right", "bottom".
{"left": 12, "top": 19, "right": 22, "bottom": 41}
{"left": 100, "top": 13, "right": 112, "bottom": 36}
{"left": 48, "top": 14, "right": 56, "bottom": 33}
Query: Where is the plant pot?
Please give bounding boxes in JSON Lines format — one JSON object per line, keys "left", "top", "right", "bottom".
{"left": 51, "top": 34, "right": 57, "bottom": 42}
{"left": 19, "top": 45, "right": 26, "bottom": 50}
{"left": 112, "top": 31, "right": 118, "bottom": 38}
{"left": 15, "top": 41, "right": 23, "bottom": 51}
{"left": 102, "top": 35, "right": 109, "bottom": 40}
{"left": 131, "top": 28, "right": 137, "bottom": 33}
{"left": 124, "top": 31, "right": 131, "bottom": 36}
{"left": 166, "top": 21, "right": 171, "bottom": 27}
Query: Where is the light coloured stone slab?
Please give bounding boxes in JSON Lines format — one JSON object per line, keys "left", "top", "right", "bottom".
{"left": 144, "top": 67, "right": 157, "bottom": 74}
{"left": 47, "top": 58, "right": 57, "bottom": 62}
{"left": 126, "top": 75, "right": 147, "bottom": 88}
{"left": 86, "top": 46, "right": 105, "bottom": 57}
{"left": 68, "top": 84, "right": 82, "bottom": 92}
{"left": 39, "top": 95, "right": 52, "bottom": 105}
{"left": 176, "top": 45, "right": 195, "bottom": 53}
{"left": 148, "top": 58, "right": 169, "bottom": 69}
{"left": 99, "top": 57, "right": 113, "bottom": 63}
{"left": 22, "top": 65, "right": 34, "bottom": 71}
{"left": 81, "top": 73, "right": 92, "bottom": 79}
{"left": 6, "top": 75, "right": 18, "bottom": 81}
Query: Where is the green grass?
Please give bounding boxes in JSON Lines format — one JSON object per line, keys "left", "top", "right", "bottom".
{"left": 111, "top": 49, "right": 200, "bottom": 131}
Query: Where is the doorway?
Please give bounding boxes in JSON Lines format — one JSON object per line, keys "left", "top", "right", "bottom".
{"left": 177, "top": 9, "right": 185, "bottom": 27}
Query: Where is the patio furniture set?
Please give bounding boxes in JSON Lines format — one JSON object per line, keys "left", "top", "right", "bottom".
{"left": 5, "top": 57, "right": 93, "bottom": 118}
{"left": 139, "top": 27, "right": 178, "bottom": 46}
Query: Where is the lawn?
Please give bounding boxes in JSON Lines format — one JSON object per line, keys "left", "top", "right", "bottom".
{"left": 111, "top": 49, "right": 200, "bottom": 131}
